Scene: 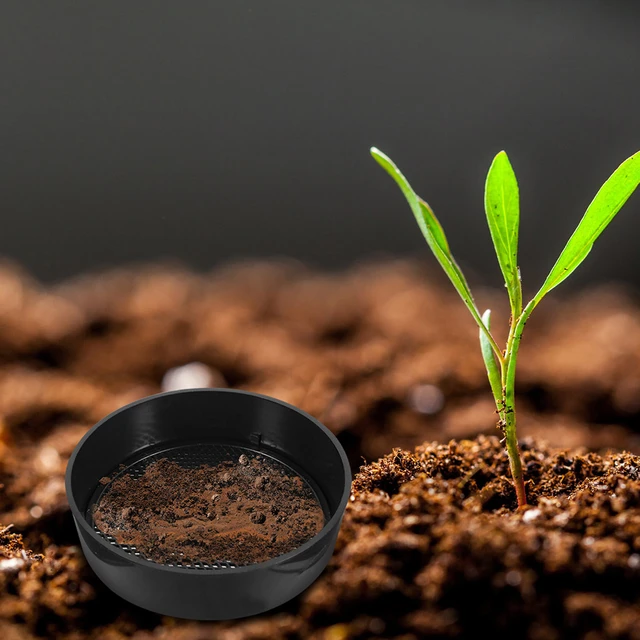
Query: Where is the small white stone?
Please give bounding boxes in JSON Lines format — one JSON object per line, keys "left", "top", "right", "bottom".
{"left": 408, "top": 384, "right": 445, "bottom": 415}
{"left": 583, "top": 536, "right": 595, "bottom": 546}
{"left": 161, "top": 362, "right": 223, "bottom": 392}
{"left": 505, "top": 570, "right": 522, "bottom": 586}
{"left": 522, "top": 508, "right": 541, "bottom": 523}
{"left": 552, "top": 512, "right": 570, "bottom": 526}
{"left": 0, "top": 557, "right": 25, "bottom": 572}
{"left": 37, "top": 446, "right": 60, "bottom": 473}
{"left": 368, "top": 618, "right": 385, "bottom": 634}
{"left": 628, "top": 554, "right": 640, "bottom": 569}
{"left": 29, "top": 506, "right": 43, "bottom": 519}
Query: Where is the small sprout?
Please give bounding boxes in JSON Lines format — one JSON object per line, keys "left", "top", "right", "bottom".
{"left": 371, "top": 146, "right": 640, "bottom": 507}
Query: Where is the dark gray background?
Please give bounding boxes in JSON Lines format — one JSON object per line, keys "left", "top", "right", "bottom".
{"left": 2, "top": 1, "right": 640, "bottom": 292}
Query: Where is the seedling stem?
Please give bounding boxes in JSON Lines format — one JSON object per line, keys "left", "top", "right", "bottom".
{"left": 371, "top": 147, "right": 640, "bottom": 507}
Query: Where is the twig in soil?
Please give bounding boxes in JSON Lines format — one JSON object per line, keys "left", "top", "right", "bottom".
{"left": 371, "top": 146, "right": 640, "bottom": 507}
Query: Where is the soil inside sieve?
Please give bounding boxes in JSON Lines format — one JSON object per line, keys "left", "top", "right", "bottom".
{"left": 92, "top": 452, "right": 326, "bottom": 566}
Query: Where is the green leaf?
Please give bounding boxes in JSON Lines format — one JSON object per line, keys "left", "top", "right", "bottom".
{"left": 534, "top": 150, "right": 640, "bottom": 303}
{"left": 371, "top": 147, "right": 502, "bottom": 359}
{"left": 479, "top": 309, "right": 503, "bottom": 406}
{"left": 484, "top": 151, "right": 522, "bottom": 316}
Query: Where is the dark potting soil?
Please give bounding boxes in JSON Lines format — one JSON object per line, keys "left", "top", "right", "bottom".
{"left": 321, "top": 435, "right": 640, "bottom": 638}
{"left": 92, "top": 453, "right": 325, "bottom": 566}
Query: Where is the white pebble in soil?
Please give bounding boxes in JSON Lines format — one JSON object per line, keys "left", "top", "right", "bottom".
{"left": 505, "top": 570, "right": 522, "bottom": 587}
{"left": 522, "top": 508, "right": 541, "bottom": 524}
{"left": 29, "top": 505, "right": 43, "bottom": 519}
{"left": 161, "top": 362, "right": 226, "bottom": 392}
{"left": 408, "top": 384, "right": 445, "bottom": 415}
{"left": 36, "top": 446, "right": 60, "bottom": 473}
{"left": 0, "top": 558, "right": 26, "bottom": 573}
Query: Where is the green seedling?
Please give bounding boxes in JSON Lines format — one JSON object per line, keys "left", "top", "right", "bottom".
{"left": 371, "top": 146, "right": 640, "bottom": 507}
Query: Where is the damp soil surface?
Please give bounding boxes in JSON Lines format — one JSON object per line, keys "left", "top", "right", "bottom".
{"left": 1, "top": 260, "right": 640, "bottom": 638}
{"left": 330, "top": 435, "right": 640, "bottom": 639}
{"left": 93, "top": 453, "right": 325, "bottom": 566}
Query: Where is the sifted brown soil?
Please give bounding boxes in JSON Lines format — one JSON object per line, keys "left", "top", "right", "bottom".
{"left": 93, "top": 453, "right": 325, "bottom": 566}
{"left": 0, "top": 259, "right": 640, "bottom": 638}
{"left": 326, "top": 436, "right": 640, "bottom": 639}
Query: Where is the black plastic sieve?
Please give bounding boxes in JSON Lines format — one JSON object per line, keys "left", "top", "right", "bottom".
{"left": 65, "top": 389, "right": 351, "bottom": 620}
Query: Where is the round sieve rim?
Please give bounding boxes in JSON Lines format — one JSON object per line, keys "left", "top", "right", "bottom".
{"left": 65, "top": 388, "right": 352, "bottom": 575}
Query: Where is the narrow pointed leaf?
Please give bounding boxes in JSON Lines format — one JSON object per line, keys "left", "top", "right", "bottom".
{"left": 479, "top": 309, "right": 503, "bottom": 405}
{"left": 371, "top": 147, "right": 501, "bottom": 358}
{"left": 484, "top": 151, "right": 522, "bottom": 315}
{"left": 534, "top": 150, "right": 640, "bottom": 303}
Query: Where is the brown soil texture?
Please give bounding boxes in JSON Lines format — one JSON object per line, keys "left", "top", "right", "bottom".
{"left": 0, "top": 259, "right": 640, "bottom": 637}
{"left": 335, "top": 436, "right": 640, "bottom": 639}
{"left": 93, "top": 453, "right": 325, "bottom": 566}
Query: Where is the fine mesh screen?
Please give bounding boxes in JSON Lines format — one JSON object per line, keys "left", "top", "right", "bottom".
{"left": 89, "top": 442, "right": 324, "bottom": 570}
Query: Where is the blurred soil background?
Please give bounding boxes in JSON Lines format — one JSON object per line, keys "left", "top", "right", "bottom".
{"left": 0, "top": 260, "right": 639, "bottom": 637}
